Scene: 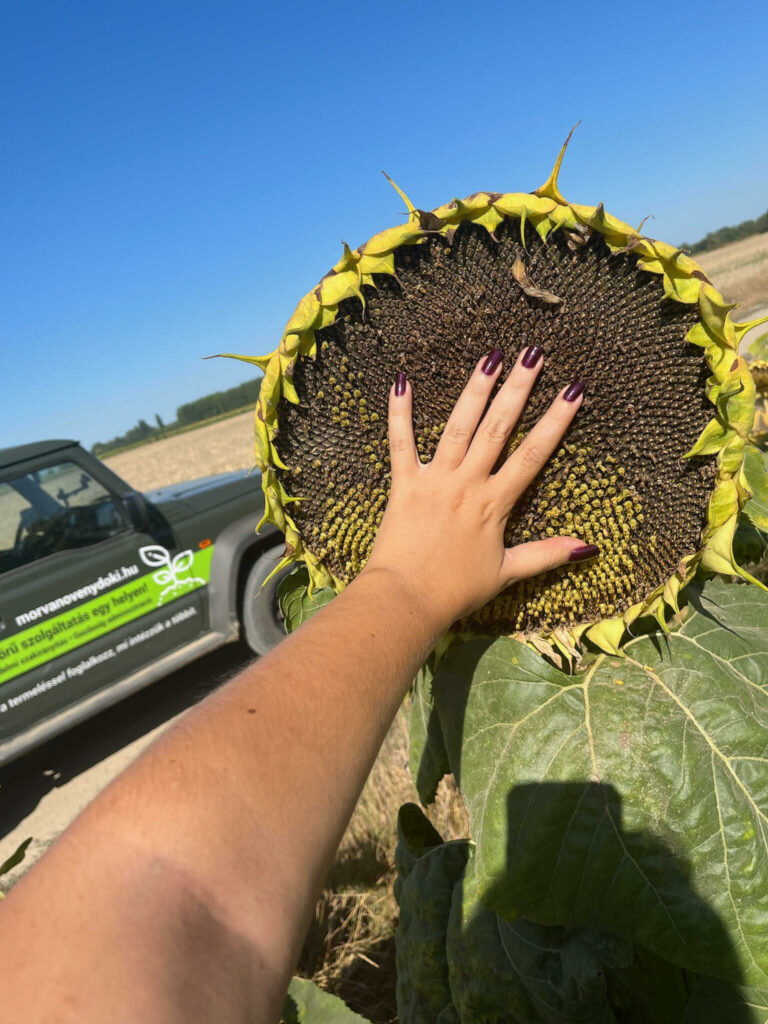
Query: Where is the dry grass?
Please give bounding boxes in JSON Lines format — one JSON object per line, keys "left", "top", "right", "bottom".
{"left": 293, "top": 705, "right": 468, "bottom": 1021}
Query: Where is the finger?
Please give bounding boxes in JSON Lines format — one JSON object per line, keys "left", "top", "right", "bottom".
{"left": 432, "top": 349, "right": 503, "bottom": 469}
{"left": 463, "top": 345, "right": 544, "bottom": 477}
{"left": 502, "top": 536, "right": 599, "bottom": 585}
{"left": 388, "top": 372, "right": 419, "bottom": 479}
{"left": 494, "top": 381, "right": 585, "bottom": 511}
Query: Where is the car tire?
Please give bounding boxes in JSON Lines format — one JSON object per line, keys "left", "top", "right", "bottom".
{"left": 241, "top": 546, "right": 291, "bottom": 655}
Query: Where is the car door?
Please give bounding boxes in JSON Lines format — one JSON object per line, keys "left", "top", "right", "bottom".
{"left": 0, "top": 450, "right": 209, "bottom": 749}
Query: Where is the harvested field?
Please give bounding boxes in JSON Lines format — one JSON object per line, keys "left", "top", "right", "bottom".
{"left": 103, "top": 410, "right": 256, "bottom": 491}
{"left": 697, "top": 231, "right": 768, "bottom": 317}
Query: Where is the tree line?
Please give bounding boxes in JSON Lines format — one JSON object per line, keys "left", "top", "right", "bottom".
{"left": 682, "top": 208, "right": 768, "bottom": 254}
{"left": 91, "top": 378, "right": 262, "bottom": 455}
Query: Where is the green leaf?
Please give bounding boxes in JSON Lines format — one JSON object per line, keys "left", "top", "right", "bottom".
{"left": 282, "top": 976, "right": 372, "bottom": 1023}
{"left": 746, "top": 332, "right": 768, "bottom": 361}
{"left": 394, "top": 802, "right": 447, "bottom": 904}
{"left": 733, "top": 518, "right": 768, "bottom": 565}
{"left": 436, "top": 1006, "right": 461, "bottom": 1023}
{"left": 743, "top": 445, "right": 768, "bottom": 532}
{"left": 394, "top": 811, "right": 470, "bottom": 1023}
{"left": 433, "top": 577, "right": 768, "bottom": 988}
{"left": 394, "top": 805, "right": 635, "bottom": 1024}
{"left": 409, "top": 660, "right": 450, "bottom": 805}
{"left": 447, "top": 848, "right": 631, "bottom": 1023}
{"left": 277, "top": 566, "right": 335, "bottom": 634}
{"left": 604, "top": 945, "right": 692, "bottom": 1024}
{"left": 683, "top": 975, "right": 768, "bottom": 1023}
{"left": 0, "top": 836, "right": 32, "bottom": 879}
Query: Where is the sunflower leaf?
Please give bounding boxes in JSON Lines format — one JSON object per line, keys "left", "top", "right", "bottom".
{"left": 603, "top": 944, "right": 691, "bottom": 1024}
{"left": 743, "top": 444, "right": 768, "bottom": 531}
{"left": 395, "top": 806, "right": 635, "bottom": 1024}
{"left": 733, "top": 518, "right": 768, "bottom": 565}
{"left": 394, "top": 807, "right": 469, "bottom": 1022}
{"left": 277, "top": 566, "right": 335, "bottom": 634}
{"left": 282, "top": 977, "right": 371, "bottom": 1023}
{"left": 409, "top": 660, "right": 450, "bottom": 805}
{"left": 746, "top": 332, "right": 768, "bottom": 361}
{"left": 682, "top": 975, "right": 768, "bottom": 1023}
{"left": 446, "top": 848, "right": 631, "bottom": 1024}
{"left": 432, "top": 577, "right": 768, "bottom": 988}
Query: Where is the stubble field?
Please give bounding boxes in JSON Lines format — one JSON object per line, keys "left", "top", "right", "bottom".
{"left": 696, "top": 230, "right": 768, "bottom": 316}
{"left": 104, "top": 409, "right": 257, "bottom": 492}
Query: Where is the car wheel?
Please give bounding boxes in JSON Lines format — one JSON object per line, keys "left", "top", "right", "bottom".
{"left": 241, "top": 546, "right": 291, "bottom": 655}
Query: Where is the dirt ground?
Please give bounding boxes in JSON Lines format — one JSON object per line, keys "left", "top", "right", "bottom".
{"left": 103, "top": 410, "right": 257, "bottom": 491}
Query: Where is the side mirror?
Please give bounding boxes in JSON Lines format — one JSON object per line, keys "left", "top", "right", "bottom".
{"left": 122, "top": 491, "right": 150, "bottom": 532}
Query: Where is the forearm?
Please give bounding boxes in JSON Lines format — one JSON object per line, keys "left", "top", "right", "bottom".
{"left": 2, "top": 348, "right": 587, "bottom": 1023}
{"left": 122, "top": 567, "right": 442, "bottom": 968}
{"left": 2, "top": 568, "right": 442, "bottom": 1023}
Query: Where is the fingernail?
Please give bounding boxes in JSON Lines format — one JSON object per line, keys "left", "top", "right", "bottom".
{"left": 395, "top": 371, "right": 407, "bottom": 396}
{"left": 731, "top": 359, "right": 739, "bottom": 372}
{"left": 481, "top": 349, "right": 503, "bottom": 376}
{"left": 568, "top": 544, "right": 600, "bottom": 563}
{"left": 563, "top": 380, "right": 586, "bottom": 402}
{"left": 521, "top": 345, "right": 543, "bottom": 369}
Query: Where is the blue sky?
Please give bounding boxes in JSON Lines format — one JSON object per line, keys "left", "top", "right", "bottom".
{"left": 3, "top": 0, "right": 767, "bottom": 451}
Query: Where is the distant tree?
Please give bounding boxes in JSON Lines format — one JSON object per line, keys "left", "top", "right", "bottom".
{"left": 685, "top": 209, "right": 768, "bottom": 254}
{"left": 92, "top": 377, "right": 262, "bottom": 455}
{"left": 176, "top": 378, "right": 261, "bottom": 425}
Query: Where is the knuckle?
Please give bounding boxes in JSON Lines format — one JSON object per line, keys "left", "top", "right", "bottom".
{"left": 443, "top": 423, "right": 471, "bottom": 444}
{"left": 389, "top": 435, "right": 411, "bottom": 453}
{"left": 483, "top": 419, "right": 510, "bottom": 442}
{"left": 519, "top": 442, "right": 545, "bottom": 468}
{"left": 502, "top": 377, "right": 529, "bottom": 399}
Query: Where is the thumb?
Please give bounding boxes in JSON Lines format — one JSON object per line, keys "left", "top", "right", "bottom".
{"left": 502, "top": 537, "right": 599, "bottom": 585}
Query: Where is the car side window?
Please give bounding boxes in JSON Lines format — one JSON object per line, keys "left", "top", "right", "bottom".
{"left": 0, "top": 461, "right": 127, "bottom": 574}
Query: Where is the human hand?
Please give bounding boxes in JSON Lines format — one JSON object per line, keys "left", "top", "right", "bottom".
{"left": 361, "top": 346, "right": 597, "bottom": 631}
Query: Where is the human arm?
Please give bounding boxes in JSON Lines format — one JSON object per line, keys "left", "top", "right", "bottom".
{"left": 0, "top": 346, "right": 591, "bottom": 1023}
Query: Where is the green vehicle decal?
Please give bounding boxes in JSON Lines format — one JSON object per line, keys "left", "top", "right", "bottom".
{"left": 0, "top": 545, "right": 214, "bottom": 686}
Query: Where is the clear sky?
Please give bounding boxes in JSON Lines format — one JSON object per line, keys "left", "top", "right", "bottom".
{"left": 3, "top": 0, "right": 767, "bottom": 451}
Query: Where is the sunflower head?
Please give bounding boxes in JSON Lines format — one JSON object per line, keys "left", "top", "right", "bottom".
{"left": 230, "top": 132, "right": 766, "bottom": 656}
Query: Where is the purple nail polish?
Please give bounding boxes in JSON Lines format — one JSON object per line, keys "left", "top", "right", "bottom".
{"left": 568, "top": 544, "right": 600, "bottom": 563}
{"left": 395, "top": 372, "right": 407, "bottom": 396}
{"left": 482, "top": 349, "right": 503, "bottom": 376}
{"left": 522, "top": 345, "right": 543, "bottom": 369}
{"left": 563, "top": 380, "right": 586, "bottom": 402}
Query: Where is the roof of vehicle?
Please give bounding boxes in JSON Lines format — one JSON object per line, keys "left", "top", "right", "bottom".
{"left": 0, "top": 440, "right": 79, "bottom": 470}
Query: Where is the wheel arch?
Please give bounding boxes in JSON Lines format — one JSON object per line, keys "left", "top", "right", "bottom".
{"left": 208, "top": 515, "right": 283, "bottom": 638}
